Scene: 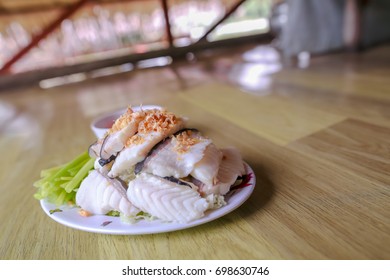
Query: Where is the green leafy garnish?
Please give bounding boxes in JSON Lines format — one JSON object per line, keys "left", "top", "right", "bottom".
{"left": 49, "top": 209, "right": 63, "bottom": 214}
{"left": 106, "top": 210, "right": 120, "bottom": 217}
{"left": 33, "top": 152, "right": 94, "bottom": 206}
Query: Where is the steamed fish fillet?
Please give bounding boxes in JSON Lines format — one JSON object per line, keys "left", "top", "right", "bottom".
{"left": 200, "top": 147, "right": 245, "bottom": 195}
{"left": 76, "top": 170, "right": 140, "bottom": 216}
{"left": 108, "top": 132, "right": 168, "bottom": 177}
{"left": 109, "top": 109, "right": 185, "bottom": 177}
{"left": 127, "top": 173, "right": 209, "bottom": 223}
{"left": 89, "top": 107, "right": 146, "bottom": 159}
{"left": 93, "top": 158, "right": 114, "bottom": 175}
{"left": 190, "top": 143, "right": 223, "bottom": 186}
{"left": 139, "top": 129, "right": 212, "bottom": 179}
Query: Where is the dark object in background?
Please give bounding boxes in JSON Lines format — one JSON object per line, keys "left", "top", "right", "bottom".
{"left": 269, "top": 1, "right": 288, "bottom": 38}
{"left": 271, "top": 0, "right": 390, "bottom": 57}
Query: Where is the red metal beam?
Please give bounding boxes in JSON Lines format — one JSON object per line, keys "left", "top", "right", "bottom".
{"left": 0, "top": 0, "right": 89, "bottom": 74}
{"left": 197, "top": 0, "right": 247, "bottom": 43}
{"left": 161, "top": 0, "right": 174, "bottom": 47}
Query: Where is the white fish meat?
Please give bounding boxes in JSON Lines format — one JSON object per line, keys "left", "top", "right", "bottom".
{"left": 200, "top": 147, "right": 245, "bottom": 195}
{"left": 76, "top": 170, "right": 140, "bottom": 216}
{"left": 78, "top": 106, "right": 248, "bottom": 224}
{"left": 190, "top": 143, "right": 223, "bottom": 186}
{"left": 109, "top": 109, "right": 185, "bottom": 177}
{"left": 89, "top": 107, "right": 146, "bottom": 159}
{"left": 139, "top": 129, "right": 212, "bottom": 179}
{"left": 127, "top": 173, "right": 209, "bottom": 223}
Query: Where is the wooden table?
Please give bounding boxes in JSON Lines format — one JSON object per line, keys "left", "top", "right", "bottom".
{"left": 0, "top": 44, "right": 389, "bottom": 259}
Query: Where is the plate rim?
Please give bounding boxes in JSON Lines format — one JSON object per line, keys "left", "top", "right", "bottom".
{"left": 40, "top": 162, "right": 256, "bottom": 235}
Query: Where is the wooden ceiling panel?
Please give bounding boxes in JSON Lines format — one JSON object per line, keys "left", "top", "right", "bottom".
{"left": 0, "top": 0, "right": 79, "bottom": 14}
{"left": 0, "top": 0, "right": 78, "bottom": 8}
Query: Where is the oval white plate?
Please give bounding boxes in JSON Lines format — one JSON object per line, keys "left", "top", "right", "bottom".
{"left": 40, "top": 163, "right": 256, "bottom": 235}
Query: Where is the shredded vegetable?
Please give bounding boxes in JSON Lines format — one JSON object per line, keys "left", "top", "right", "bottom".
{"left": 33, "top": 152, "right": 94, "bottom": 206}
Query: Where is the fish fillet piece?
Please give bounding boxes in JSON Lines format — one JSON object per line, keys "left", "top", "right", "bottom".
{"left": 191, "top": 143, "right": 223, "bottom": 186}
{"left": 76, "top": 170, "right": 140, "bottom": 216}
{"left": 127, "top": 173, "right": 209, "bottom": 223}
{"left": 200, "top": 147, "right": 245, "bottom": 195}
{"left": 139, "top": 129, "right": 212, "bottom": 178}
{"left": 89, "top": 107, "right": 146, "bottom": 159}
{"left": 108, "top": 109, "right": 185, "bottom": 177}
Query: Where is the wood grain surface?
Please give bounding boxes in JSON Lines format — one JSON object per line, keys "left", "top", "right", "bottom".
{"left": 0, "top": 43, "right": 389, "bottom": 260}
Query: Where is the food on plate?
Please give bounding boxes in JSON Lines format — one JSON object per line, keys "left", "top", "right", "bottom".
{"left": 34, "top": 106, "right": 248, "bottom": 224}
{"left": 127, "top": 173, "right": 209, "bottom": 223}
{"left": 75, "top": 170, "right": 139, "bottom": 217}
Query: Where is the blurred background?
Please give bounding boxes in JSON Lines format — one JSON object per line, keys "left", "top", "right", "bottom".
{"left": 0, "top": 0, "right": 389, "bottom": 90}
{"left": 0, "top": 0, "right": 271, "bottom": 72}
{"left": 0, "top": 0, "right": 273, "bottom": 89}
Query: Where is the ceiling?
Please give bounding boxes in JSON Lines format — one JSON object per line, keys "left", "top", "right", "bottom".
{"left": 0, "top": 0, "right": 168, "bottom": 14}
{"left": 0, "top": 1, "right": 153, "bottom": 32}
{"left": 1, "top": 0, "right": 83, "bottom": 13}
{"left": 0, "top": 0, "right": 240, "bottom": 32}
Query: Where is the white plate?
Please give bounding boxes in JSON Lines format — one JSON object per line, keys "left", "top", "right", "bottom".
{"left": 40, "top": 163, "right": 255, "bottom": 235}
